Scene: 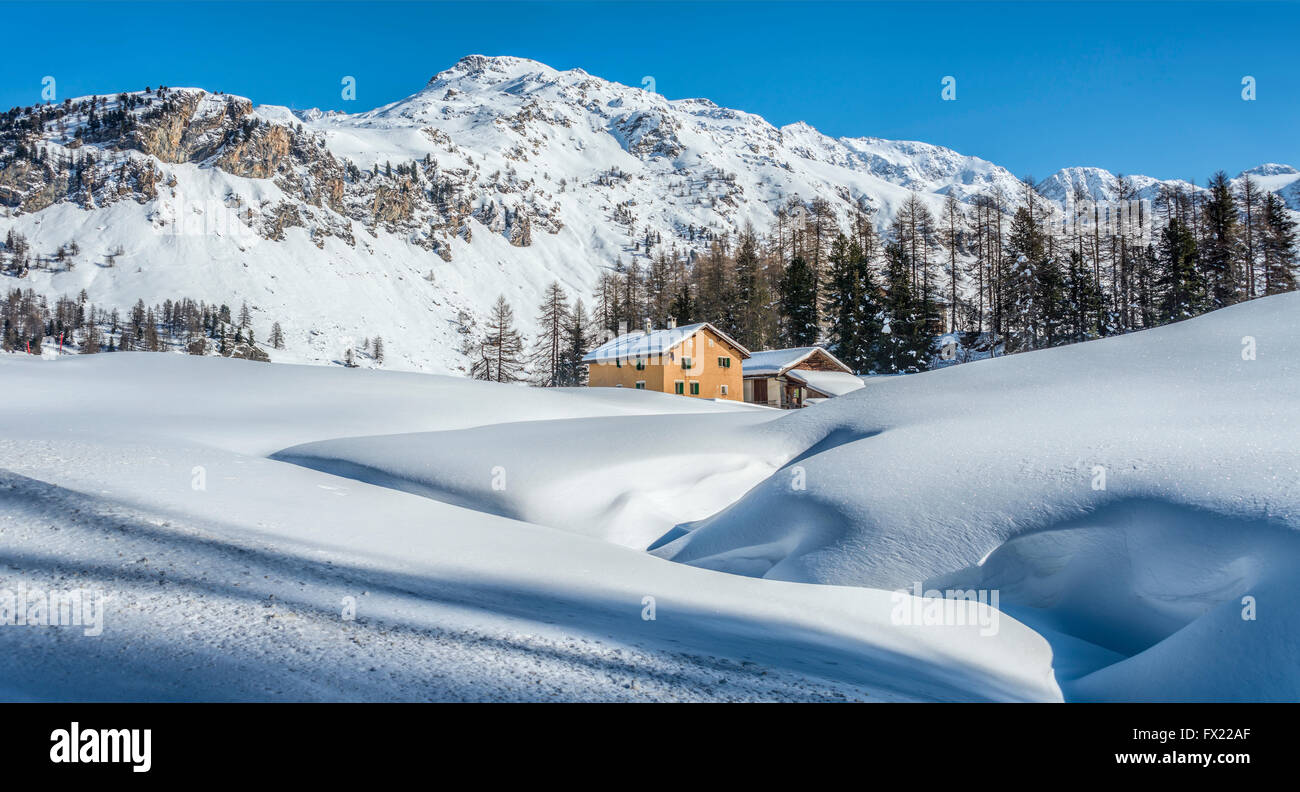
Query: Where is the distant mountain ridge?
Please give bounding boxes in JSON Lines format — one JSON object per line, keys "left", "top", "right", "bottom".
{"left": 1, "top": 54, "right": 1295, "bottom": 373}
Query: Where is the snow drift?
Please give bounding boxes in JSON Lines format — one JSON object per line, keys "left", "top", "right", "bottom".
{"left": 652, "top": 291, "right": 1300, "bottom": 700}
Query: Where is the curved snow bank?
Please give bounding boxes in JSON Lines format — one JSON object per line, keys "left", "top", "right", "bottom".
{"left": 274, "top": 411, "right": 792, "bottom": 548}
{"left": 924, "top": 499, "right": 1300, "bottom": 699}
{"left": 654, "top": 293, "right": 1300, "bottom": 698}
{"left": 1067, "top": 571, "right": 1300, "bottom": 701}
{"left": 0, "top": 353, "right": 747, "bottom": 457}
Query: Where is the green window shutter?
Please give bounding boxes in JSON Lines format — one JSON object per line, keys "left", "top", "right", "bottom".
{"left": 674, "top": 381, "right": 684, "bottom": 394}
{"left": 690, "top": 382, "right": 700, "bottom": 395}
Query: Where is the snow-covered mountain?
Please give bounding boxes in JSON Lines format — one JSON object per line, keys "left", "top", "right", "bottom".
{"left": 1, "top": 54, "right": 1296, "bottom": 373}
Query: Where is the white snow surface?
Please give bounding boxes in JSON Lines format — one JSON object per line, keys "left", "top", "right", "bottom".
{"left": 0, "top": 351, "right": 1056, "bottom": 702}
{"left": 786, "top": 368, "right": 866, "bottom": 397}
{"left": 651, "top": 292, "right": 1300, "bottom": 701}
{"left": 1, "top": 282, "right": 1296, "bottom": 702}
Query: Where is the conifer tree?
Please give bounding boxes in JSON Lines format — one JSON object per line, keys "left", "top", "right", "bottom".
{"left": 731, "top": 228, "right": 770, "bottom": 349}
{"left": 1002, "top": 206, "right": 1046, "bottom": 352}
{"left": 471, "top": 295, "right": 526, "bottom": 383}
{"left": 1064, "top": 249, "right": 1104, "bottom": 342}
{"left": 875, "top": 240, "right": 930, "bottom": 373}
{"left": 942, "top": 192, "right": 964, "bottom": 332}
{"left": 778, "top": 254, "right": 819, "bottom": 347}
{"left": 529, "top": 281, "right": 570, "bottom": 387}
{"left": 559, "top": 297, "right": 592, "bottom": 387}
{"left": 1262, "top": 192, "right": 1298, "bottom": 295}
{"left": 825, "top": 234, "right": 883, "bottom": 373}
{"left": 1238, "top": 175, "right": 1264, "bottom": 298}
{"left": 1157, "top": 216, "right": 1205, "bottom": 322}
{"left": 1201, "top": 171, "right": 1243, "bottom": 308}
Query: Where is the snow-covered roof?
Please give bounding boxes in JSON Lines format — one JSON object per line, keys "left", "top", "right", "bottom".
{"left": 742, "top": 346, "right": 853, "bottom": 377}
{"left": 582, "top": 322, "right": 750, "bottom": 364}
{"left": 786, "top": 369, "right": 867, "bottom": 398}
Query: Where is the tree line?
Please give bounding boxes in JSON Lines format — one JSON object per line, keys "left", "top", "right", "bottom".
{"left": 566, "top": 172, "right": 1297, "bottom": 376}
{"left": 0, "top": 288, "right": 281, "bottom": 361}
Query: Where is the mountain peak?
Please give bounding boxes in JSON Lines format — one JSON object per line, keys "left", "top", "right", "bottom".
{"left": 1241, "top": 163, "right": 1299, "bottom": 178}
{"left": 425, "top": 54, "right": 564, "bottom": 89}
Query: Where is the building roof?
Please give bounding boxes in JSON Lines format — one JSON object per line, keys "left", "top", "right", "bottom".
{"left": 786, "top": 369, "right": 867, "bottom": 398}
{"left": 581, "top": 322, "right": 751, "bottom": 364}
{"left": 742, "top": 346, "right": 854, "bottom": 377}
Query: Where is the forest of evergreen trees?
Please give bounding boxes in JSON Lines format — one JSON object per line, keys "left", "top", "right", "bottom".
{"left": 485, "top": 172, "right": 1297, "bottom": 382}
{"left": 0, "top": 287, "right": 283, "bottom": 362}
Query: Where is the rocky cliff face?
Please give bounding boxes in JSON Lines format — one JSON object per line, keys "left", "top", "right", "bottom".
{"left": 0, "top": 84, "right": 556, "bottom": 258}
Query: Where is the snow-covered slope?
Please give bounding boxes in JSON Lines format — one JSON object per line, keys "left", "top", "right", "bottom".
{"left": 0, "top": 353, "right": 1058, "bottom": 702}
{"left": 1, "top": 55, "right": 1295, "bottom": 375}
{"left": 650, "top": 291, "right": 1300, "bottom": 700}
{"left": 226, "top": 292, "right": 1300, "bottom": 700}
{"left": 2, "top": 292, "right": 1296, "bottom": 700}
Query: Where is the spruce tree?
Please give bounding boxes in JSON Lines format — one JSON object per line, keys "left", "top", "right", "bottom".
{"left": 875, "top": 240, "right": 930, "bottom": 373}
{"left": 559, "top": 297, "right": 592, "bottom": 387}
{"left": 1201, "top": 171, "right": 1243, "bottom": 308}
{"left": 1064, "top": 249, "right": 1104, "bottom": 342}
{"left": 1034, "top": 246, "right": 1067, "bottom": 347}
{"left": 778, "top": 254, "right": 819, "bottom": 347}
{"left": 1262, "top": 192, "right": 1298, "bottom": 295}
{"left": 1002, "top": 206, "right": 1047, "bottom": 351}
{"left": 826, "top": 234, "right": 882, "bottom": 373}
{"left": 1157, "top": 216, "right": 1205, "bottom": 322}
{"left": 731, "top": 228, "right": 769, "bottom": 349}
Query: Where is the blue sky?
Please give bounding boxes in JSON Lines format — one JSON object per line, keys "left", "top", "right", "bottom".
{"left": 1, "top": 1, "right": 1295, "bottom": 181}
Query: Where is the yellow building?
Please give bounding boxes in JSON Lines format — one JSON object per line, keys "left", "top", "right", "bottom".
{"left": 582, "top": 320, "right": 750, "bottom": 401}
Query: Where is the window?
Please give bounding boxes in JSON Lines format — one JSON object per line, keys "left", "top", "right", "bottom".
{"left": 717, "top": 356, "right": 730, "bottom": 368}
{"left": 635, "top": 358, "right": 645, "bottom": 370}
{"left": 615, "top": 358, "right": 622, "bottom": 368}
{"left": 674, "top": 381, "right": 684, "bottom": 395}
{"left": 635, "top": 381, "right": 646, "bottom": 389}
{"left": 681, "top": 357, "right": 693, "bottom": 370}
{"left": 690, "top": 382, "right": 700, "bottom": 395}
{"left": 720, "top": 384, "right": 728, "bottom": 396}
